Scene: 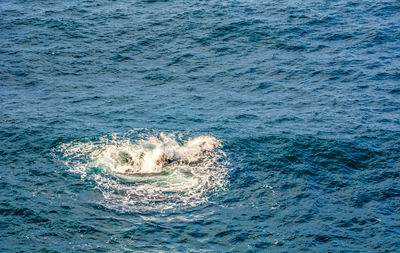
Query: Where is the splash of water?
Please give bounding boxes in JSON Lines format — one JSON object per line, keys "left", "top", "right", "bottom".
{"left": 59, "top": 131, "right": 228, "bottom": 211}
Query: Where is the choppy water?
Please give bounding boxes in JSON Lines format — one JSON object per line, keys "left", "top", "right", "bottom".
{"left": 1, "top": 0, "right": 400, "bottom": 252}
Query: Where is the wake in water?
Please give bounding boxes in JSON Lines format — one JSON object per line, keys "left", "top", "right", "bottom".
{"left": 59, "top": 130, "right": 228, "bottom": 211}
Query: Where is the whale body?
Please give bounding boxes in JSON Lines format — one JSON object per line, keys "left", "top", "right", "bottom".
{"left": 92, "top": 134, "right": 221, "bottom": 175}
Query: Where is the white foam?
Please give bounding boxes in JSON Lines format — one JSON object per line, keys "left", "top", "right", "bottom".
{"left": 59, "top": 131, "right": 228, "bottom": 211}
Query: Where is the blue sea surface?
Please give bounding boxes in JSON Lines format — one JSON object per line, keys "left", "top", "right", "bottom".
{"left": 1, "top": 0, "right": 400, "bottom": 251}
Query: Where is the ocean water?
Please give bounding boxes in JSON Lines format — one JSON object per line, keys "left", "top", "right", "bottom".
{"left": 1, "top": 0, "right": 400, "bottom": 251}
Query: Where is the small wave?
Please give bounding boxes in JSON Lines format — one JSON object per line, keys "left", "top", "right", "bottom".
{"left": 59, "top": 130, "right": 228, "bottom": 211}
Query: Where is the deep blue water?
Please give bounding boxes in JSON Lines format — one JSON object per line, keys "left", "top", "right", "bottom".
{"left": 1, "top": 0, "right": 400, "bottom": 251}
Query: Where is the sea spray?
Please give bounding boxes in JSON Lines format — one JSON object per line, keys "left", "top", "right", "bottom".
{"left": 59, "top": 131, "right": 228, "bottom": 211}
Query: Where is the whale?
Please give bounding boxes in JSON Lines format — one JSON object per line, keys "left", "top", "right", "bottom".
{"left": 91, "top": 134, "right": 221, "bottom": 175}
{"left": 60, "top": 131, "right": 228, "bottom": 210}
